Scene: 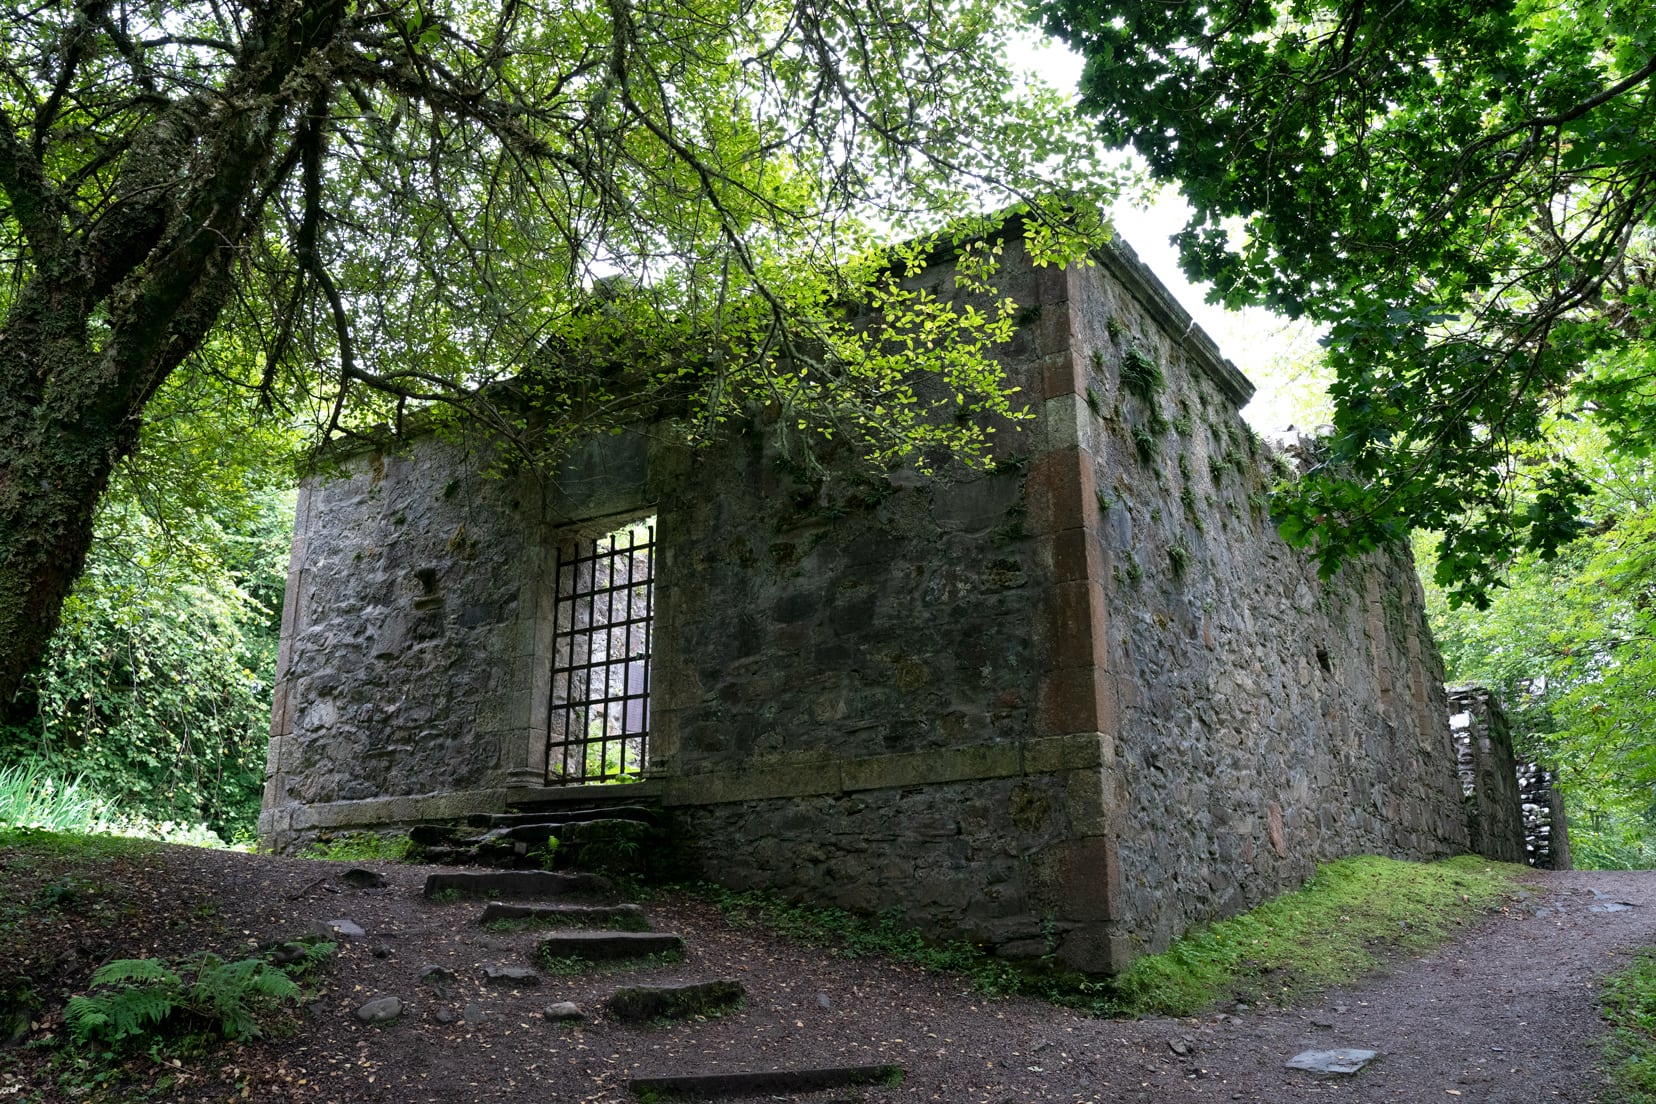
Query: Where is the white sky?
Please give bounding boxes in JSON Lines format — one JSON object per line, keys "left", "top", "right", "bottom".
{"left": 1023, "top": 37, "right": 1327, "bottom": 434}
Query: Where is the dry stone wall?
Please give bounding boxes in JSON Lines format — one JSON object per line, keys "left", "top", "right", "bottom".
{"left": 1447, "top": 685, "right": 1527, "bottom": 863}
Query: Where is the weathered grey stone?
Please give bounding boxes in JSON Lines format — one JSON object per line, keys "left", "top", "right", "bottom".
{"left": 311, "top": 919, "right": 365, "bottom": 940}
{"left": 1285, "top": 1049, "right": 1378, "bottom": 1075}
{"left": 542, "top": 1001, "right": 584, "bottom": 1022}
{"left": 354, "top": 996, "right": 402, "bottom": 1024}
{"left": 483, "top": 965, "right": 540, "bottom": 986}
{"left": 419, "top": 965, "right": 457, "bottom": 988}
{"left": 262, "top": 233, "right": 1473, "bottom": 977}
{"left": 423, "top": 870, "right": 613, "bottom": 900}
{"left": 605, "top": 979, "right": 745, "bottom": 1022}
{"left": 433, "top": 1007, "right": 457, "bottom": 1024}
{"left": 536, "top": 932, "right": 684, "bottom": 961}
{"left": 477, "top": 902, "right": 649, "bottom": 929}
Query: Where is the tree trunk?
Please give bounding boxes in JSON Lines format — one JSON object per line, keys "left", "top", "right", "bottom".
{"left": 0, "top": 0, "right": 350, "bottom": 716}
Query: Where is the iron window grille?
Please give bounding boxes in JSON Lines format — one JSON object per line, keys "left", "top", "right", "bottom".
{"left": 546, "top": 518, "right": 656, "bottom": 784}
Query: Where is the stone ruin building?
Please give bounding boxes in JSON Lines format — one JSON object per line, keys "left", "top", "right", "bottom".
{"left": 260, "top": 230, "right": 1501, "bottom": 974}
{"left": 1448, "top": 686, "right": 1571, "bottom": 869}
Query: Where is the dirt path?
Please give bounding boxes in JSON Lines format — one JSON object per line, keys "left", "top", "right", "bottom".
{"left": 1082, "top": 870, "right": 1656, "bottom": 1103}
{"left": 2, "top": 847, "right": 1650, "bottom": 1103}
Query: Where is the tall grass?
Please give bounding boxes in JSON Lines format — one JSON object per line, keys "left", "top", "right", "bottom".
{"left": 0, "top": 760, "right": 112, "bottom": 831}
{"left": 0, "top": 759, "right": 233, "bottom": 847}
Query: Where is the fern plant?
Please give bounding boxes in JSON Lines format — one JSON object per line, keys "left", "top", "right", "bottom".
{"left": 1119, "top": 344, "right": 1164, "bottom": 402}
{"left": 66, "top": 952, "right": 301, "bottom": 1045}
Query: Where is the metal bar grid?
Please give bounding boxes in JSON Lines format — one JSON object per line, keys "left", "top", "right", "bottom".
{"left": 546, "top": 520, "right": 655, "bottom": 784}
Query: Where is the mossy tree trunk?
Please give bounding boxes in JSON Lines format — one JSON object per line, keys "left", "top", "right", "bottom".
{"left": 0, "top": 0, "right": 347, "bottom": 712}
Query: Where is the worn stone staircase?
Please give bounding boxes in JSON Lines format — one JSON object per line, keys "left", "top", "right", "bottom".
{"left": 410, "top": 832, "right": 904, "bottom": 1100}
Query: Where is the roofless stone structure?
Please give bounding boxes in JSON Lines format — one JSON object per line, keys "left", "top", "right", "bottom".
{"left": 260, "top": 232, "right": 1480, "bottom": 972}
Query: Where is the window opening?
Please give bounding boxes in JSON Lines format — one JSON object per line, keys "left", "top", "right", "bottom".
{"left": 546, "top": 517, "right": 655, "bottom": 784}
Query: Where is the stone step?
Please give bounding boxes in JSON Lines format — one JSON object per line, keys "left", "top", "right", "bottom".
{"left": 536, "top": 931, "right": 685, "bottom": 961}
{"left": 473, "top": 804, "right": 661, "bottom": 829}
{"left": 423, "top": 870, "right": 613, "bottom": 901}
{"left": 412, "top": 817, "right": 653, "bottom": 871}
{"left": 626, "top": 1064, "right": 904, "bottom": 1099}
{"left": 606, "top": 979, "right": 744, "bottom": 1023}
{"left": 479, "top": 902, "right": 650, "bottom": 930}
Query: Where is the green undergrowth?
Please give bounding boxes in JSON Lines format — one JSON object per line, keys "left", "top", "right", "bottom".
{"left": 1109, "top": 854, "right": 1526, "bottom": 1015}
{"left": 1601, "top": 948, "right": 1656, "bottom": 1102}
{"left": 299, "top": 832, "right": 415, "bottom": 863}
{"left": 535, "top": 947, "right": 685, "bottom": 976}
{"left": 692, "top": 854, "right": 1526, "bottom": 1017}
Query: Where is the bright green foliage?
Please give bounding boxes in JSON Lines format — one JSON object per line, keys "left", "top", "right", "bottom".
{"left": 0, "top": 352, "right": 295, "bottom": 839}
{"left": 1603, "top": 948, "right": 1656, "bottom": 1102}
{"left": 0, "top": 0, "right": 1136, "bottom": 706}
{"left": 0, "top": 762, "right": 112, "bottom": 833}
{"left": 299, "top": 833, "right": 415, "bottom": 864}
{"left": 1108, "top": 856, "right": 1523, "bottom": 1016}
{"left": 1040, "top": 0, "right": 1656, "bottom": 605}
{"left": 65, "top": 952, "right": 302, "bottom": 1045}
{"left": 1419, "top": 422, "right": 1656, "bottom": 867}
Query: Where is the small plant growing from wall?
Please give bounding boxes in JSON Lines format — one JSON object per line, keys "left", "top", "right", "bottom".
{"left": 1106, "top": 314, "right": 1125, "bottom": 339}
{"left": 1168, "top": 544, "right": 1190, "bottom": 580}
{"left": 1132, "top": 422, "right": 1158, "bottom": 462}
{"left": 1119, "top": 344, "right": 1163, "bottom": 402}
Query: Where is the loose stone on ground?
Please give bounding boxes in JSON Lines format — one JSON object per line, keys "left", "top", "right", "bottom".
{"left": 354, "top": 995, "right": 402, "bottom": 1024}
{"left": 1285, "top": 1048, "right": 1379, "bottom": 1075}
{"left": 483, "top": 965, "right": 540, "bottom": 986}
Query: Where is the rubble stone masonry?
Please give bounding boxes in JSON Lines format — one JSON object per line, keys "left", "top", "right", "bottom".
{"left": 262, "top": 233, "right": 1472, "bottom": 972}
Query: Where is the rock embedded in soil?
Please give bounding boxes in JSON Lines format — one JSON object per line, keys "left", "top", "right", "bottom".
{"left": 478, "top": 902, "right": 650, "bottom": 929}
{"left": 1284, "top": 1049, "right": 1379, "bottom": 1075}
{"left": 422, "top": 870, "right": 615, "bottom": 901}
{"left": 434, "top": 1007, "right": 458, "bottom": 1024}
{"left": 606, "top": 979, "right": 746, "bottom": 1023}
{"left": 535, "top": 931, "right": 685, "bottom": 961}
{"left": 543, "top": 1002, "right": 584, "bottom": 1022}
{"left": 312, "top": 918, "right": 366, "bottom": 939}
{"left": 355, "top": 996, "right": 403, "bottom": 1024}
{"left": 484, "top": 965, "right": 541, "bottom": 986}
{"left": 463, "top": 1002, "right": 484, "bottom": 1024}
{"left": 420, "top": 965, "right": 458, "bottom": 988}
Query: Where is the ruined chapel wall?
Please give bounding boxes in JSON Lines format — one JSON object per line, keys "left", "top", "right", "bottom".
{"left": 1448, "top": 686, "right": 1527, "bottom": 864}
{"left": 259, "top": 438, "right": 556, "bottom": 849}
{"left": 651, "top": 246, "right": 1118, "bottom": 960}
{"left": 1065, "top": 262, "right": 1471, "bottom": 956}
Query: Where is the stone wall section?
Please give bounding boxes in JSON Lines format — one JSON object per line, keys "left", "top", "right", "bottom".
{"left": 260, "top": 439, "right": 557, "bottom": 848}
{"left": 1064, "top": 258, "right": 1470, "bottom": 958}
{"left": 262, "top": 232, "right": 1473, "bottom": 973}
{"left": 1447, "top": 686, "right": 1527, "bottom": 863}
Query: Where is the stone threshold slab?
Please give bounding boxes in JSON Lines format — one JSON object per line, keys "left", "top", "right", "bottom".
{"left": 627, "top": 1063, "right": 904, "bottom": 1098}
